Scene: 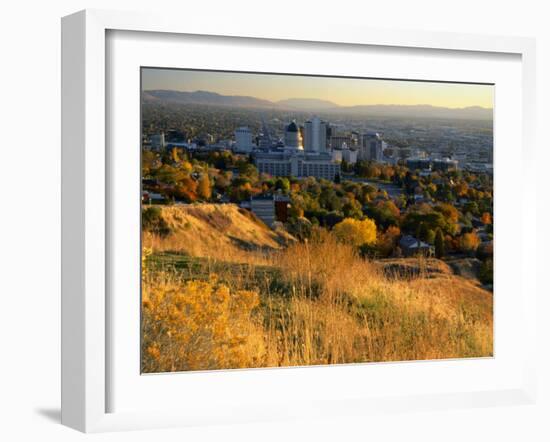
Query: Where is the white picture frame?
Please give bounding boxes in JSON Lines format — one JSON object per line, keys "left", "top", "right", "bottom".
{"left": 61, "top": 9, "right": 537, "bottom": 433}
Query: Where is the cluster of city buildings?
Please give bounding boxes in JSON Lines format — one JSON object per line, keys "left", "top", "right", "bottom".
{"left": 405, "top": 153, "right": 493, "bottom": 175}
{"left": 233, "top": 117, "right": 388, "bottom": 180}
{"left": 250, "top": 118, "right": 339, "bottom": 181}
{"left": 405, "top": 157, "right": 459, "bottom": 173}
{"left": 145, "top": 116, "right": 493, "bottom": 181}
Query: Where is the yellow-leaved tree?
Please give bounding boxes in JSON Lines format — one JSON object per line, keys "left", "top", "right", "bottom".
{"left": 197, "top": 174, "right": 212, "bottom": 200}
{"left": 333, "top": 217, "right": 377, "bottom": 247}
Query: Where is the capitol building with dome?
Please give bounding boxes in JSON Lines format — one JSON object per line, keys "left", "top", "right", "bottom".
{"left": 251, "top": 118, "right": 341, "bottom": 181}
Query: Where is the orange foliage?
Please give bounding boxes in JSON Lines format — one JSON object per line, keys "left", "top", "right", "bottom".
{"left": 455, "top": 182, "right": 469, "bottom": 197}
{"left": 377, "top": 225, "right": 401, "bottom": 257}
{"left": 459, "top": 232, "right": 481, "bottom": 253}
{"left": 197, "top": 174, "right": 212, "bottom": 200}
{"left": 436, "top": 203, "right": 459, "bottom": 223}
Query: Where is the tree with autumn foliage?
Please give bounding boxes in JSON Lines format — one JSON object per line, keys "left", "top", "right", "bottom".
{"left": 364, "top": 199, "right": 400, "bottom": 229}
{"left": 333, "top": 217, "right": 377, "bottom": 247}
{"left": 435, "top": 228, "right": 445, "bottom": 259}
{"left": 170, "top": 176, "right": 198, "bottom": 202}
{"left": 481, "top": 212, "right": 492, "bottom": 225}
{"left": 197, "top": 174, "right": 212, "bottom": 200}
{"left": 435, "top": 203, "right": 459, "bottom": 224}
{"left": 376, "top": 225, "right": 401, "bottom": 257}
{"left": 459, "top": 232, "right": 481, "bottom": 255}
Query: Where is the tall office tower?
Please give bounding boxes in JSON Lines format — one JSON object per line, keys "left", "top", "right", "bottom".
{"left": 304, "top": 120, "right": 313, "bottom": 151}
{"left": 304, "top": 117, "right": 327, "bottom": 153}
{"left": 284, "top": 121, "right": 303, "bottom": 150}
{"left": 234, "top": 127, "right": 255, "bottom": 153}
{"left": 360, "top": 131, "right": 383, "bottom": 161}
{"left": 350, "top": 131, "right": 360, "bottom": 148}
{"left": 150, "top": 132, "right": 166, "bottom": 151}
{"left": 258, "top": 117, "right": 273, "bottom": 149}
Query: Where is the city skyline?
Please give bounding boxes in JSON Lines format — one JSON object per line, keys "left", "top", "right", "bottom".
{"left": 142, "top": 68, "right": 494, "bottom": 110}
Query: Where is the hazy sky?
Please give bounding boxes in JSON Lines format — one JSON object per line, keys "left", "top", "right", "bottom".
{"left": 142, "top": 68, "right": 494, "bottom": 109}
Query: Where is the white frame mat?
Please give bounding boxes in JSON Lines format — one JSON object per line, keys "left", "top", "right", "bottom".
{"left": 61, "top": 9, "right": 537, "bottom": 433}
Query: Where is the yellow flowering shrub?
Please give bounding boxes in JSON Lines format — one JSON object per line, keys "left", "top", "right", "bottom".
{"left": 141, "top": 276, "right": 265, "bottom": 372}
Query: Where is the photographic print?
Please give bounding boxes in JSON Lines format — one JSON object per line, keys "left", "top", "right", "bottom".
{"left": 140, "top": 68, "right": 494, "bottom": 374}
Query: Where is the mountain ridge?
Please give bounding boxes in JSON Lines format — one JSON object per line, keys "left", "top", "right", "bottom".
{"left": 142, "top": 89, "right": 493, "bottom": 120}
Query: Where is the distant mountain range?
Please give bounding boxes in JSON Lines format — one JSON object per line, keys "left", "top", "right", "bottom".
{"left": 142, "top": 89, "right": 493, "bottom": 120}
{"left": 276, "top": 98, "right": 339, "bottom": 111}
{"left": 142, "top": 90, "right": 275, "bottom": 108}
{"left": 336, "top": 104, "right": 493, "bottom": 120}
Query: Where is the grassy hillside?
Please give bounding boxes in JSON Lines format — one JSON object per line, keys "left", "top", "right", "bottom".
{"left": 141, "top": 204, "right": 493, "bottom": 373}
{"left": 143, "top": 203, "right": 294, "bottom": 264}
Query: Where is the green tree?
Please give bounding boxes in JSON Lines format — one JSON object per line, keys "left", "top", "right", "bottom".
{"left": 435, "top": 228, "right": 445, "bottom": 259}
{"left": 479, "top": 259, "right": 493, "bottom": 285}
{"left": 238, "top": 162, "right": 259, "bottom": 181}
{"left": 342, "top": 198, "right": 363, "bottom": 219}
{"left": 274, "top": 177, "right": 290, "bottom": 193}
{"left": 425, "top": 228, "right": 436, "bottom": 245}
{"left": 402, "top": 210, "right": 457, "bottom": 236}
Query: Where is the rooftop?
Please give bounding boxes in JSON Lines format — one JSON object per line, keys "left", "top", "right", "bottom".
{"left": 286, "top": 121, "right": 299, "bottom": 132}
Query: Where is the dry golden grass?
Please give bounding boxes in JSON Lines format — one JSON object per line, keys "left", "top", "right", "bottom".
{"left": 141, "top": 205, "right": 493, "bottom": 373}
{"left": 143, "top": 204, "right": 292, "bottom": 265}
{"left": 142, "top": 273, "right": 266, "bottom": 373}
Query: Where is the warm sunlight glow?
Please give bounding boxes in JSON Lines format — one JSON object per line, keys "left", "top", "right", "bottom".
{"left": 142, "top": 68, "right": 494, "bottom": 109}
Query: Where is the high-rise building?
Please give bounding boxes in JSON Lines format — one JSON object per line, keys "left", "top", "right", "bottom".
{"left": 359, "top": 131, "right": 384, "bottom": 161}
{"left": 303, "top": 116, "right": 327, "bottom": 153}
{"left": 304, "top": 121, "right": 313, "bottom": 150}
{"left": 258, "top": 117, "right": 273, "bottom": 150}
{"left": 234, "top": 127, "right": 255, "bottom": 153}
{"left": 350, "top": 131, "right": 360, "bottom": 147}
{"left": 330, "top": 134, "right": 352, "bottom": 150}
{"left": 150, "top": 132, "right": 166, "bottom": 151}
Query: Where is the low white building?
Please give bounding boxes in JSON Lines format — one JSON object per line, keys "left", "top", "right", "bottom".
{"left": 341, "top": 144, "right": 358, "bottom": 164}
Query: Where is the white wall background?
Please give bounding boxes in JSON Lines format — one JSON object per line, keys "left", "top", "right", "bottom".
{"left": 0, "top": 1, "right": 547, "bottom": 440}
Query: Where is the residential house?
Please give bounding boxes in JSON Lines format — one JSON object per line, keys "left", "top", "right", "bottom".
{"left": 399, "top": 235, "right": 435, "bottom": 257}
